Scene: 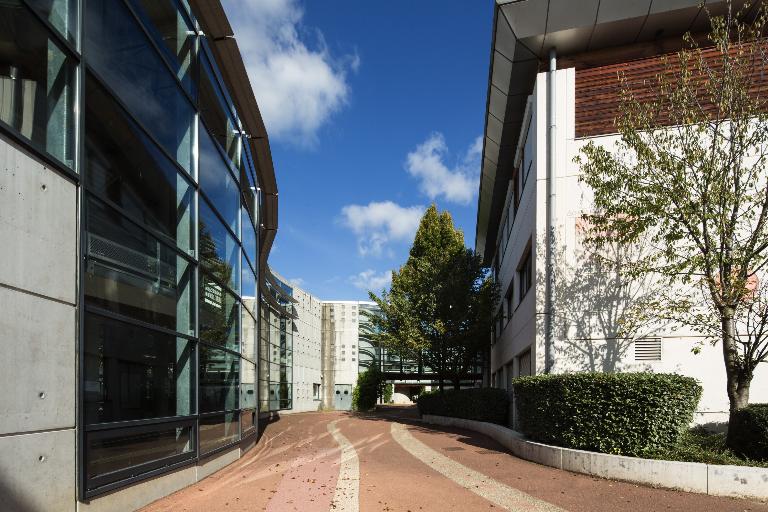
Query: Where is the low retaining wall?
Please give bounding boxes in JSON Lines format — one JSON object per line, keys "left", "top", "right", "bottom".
{"left": 421, "top": 414, "right": 768, "bottom": 500}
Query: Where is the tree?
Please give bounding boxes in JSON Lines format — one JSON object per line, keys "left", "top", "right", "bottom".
{"left": 576, "top": 2, "right": 768, "bottom": 441}
{"left": 352, "top": 366, "right": 386, "bottom": 411}
{"left": 368, "top": 205, "right": 498, "bottom": 390}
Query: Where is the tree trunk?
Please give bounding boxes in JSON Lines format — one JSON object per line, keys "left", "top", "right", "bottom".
{"left": 452, "top": 377, "right": 460, "bottom": 390}
{"left": 721, "top": 308, "right": 752, "bottom": 444}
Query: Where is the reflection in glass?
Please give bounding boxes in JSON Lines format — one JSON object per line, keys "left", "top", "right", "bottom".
{"left": 128, "top": 0, "right": 196, "bottom": 97}
{"left": 241, "top": 409, "right": 256, "bottom": 435}
{"left": 242, "top": 308, "right": 256, "bottom": 361}
{"left": 242, "top": 256, "right": 257, "bottom": 300}
{"left": 27, "top": 0, "right": 78, "bottom": 45}
{"left": 199, "top": 199, "right": 239, "bottom": 293}
{"left": 200, "top": 412, "right": 239, "bottom": 454}
{"left": 85, "top": 199, "right": 194, "bottom": 334}
{"left": 84, "top": 313, "right": 193, "bottom": 424}
{"left": 85, "top": 0, "right": 193, "bottom": 172}
{"left": 240, "top": 361, "right": 256, "bottom": 409}
{"left": 199, "top": 345, "right": 239, "bottom": 413}
{"left": 199, "top": 120, "right": 239, "bottom": 235}
{"left": 86, "top": 424, "right": 193, "bottom": 490}
{"left": 85, "top": 76, "right": 194, "bottom": 252}
{"left": 241, "top": 205, "right": 257, "bottom": 269}
{"left": 199, "top": 272, "right": 239, "bottom": 350}
{"left": 0, "top": 1, "right": 76, "bottom": 167}
{"left": 199, "top": 51, "right": 240, "bottom": 169}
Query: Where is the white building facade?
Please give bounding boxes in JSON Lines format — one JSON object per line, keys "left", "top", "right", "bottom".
{"left": 477, "top": 0, "right": 768, "bottom": 425}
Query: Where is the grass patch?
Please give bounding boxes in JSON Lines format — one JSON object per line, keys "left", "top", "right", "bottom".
{"left": 647, "top": 427, "right": 768, "bottom": 467}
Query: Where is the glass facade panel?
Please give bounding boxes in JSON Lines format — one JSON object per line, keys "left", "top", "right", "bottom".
{"left": 241, "top": 203, "right": 257, "bottom": 268}
{"left": 242, "top": 307, "right": 256, "bottom": 361}
{"left": 127, "top": 0, "right": 196, "bottom": 97}
{"left": 199, "top": 272, "right": 239, "bottom": 350}
{"left": 240, "top": 361, "right": 256, "bottom": 410}
{"left": 0, "top": 1, "right": 76, "bottom": 167}
{"left": 84, "top": 313, "right": 193, "bottom": 424}
{"left": 85, "top": 424, "right": 193, "bottom": 490}
{"left": 85, "top": 199, "right": 195, "bottom": 335}
{"left": 199, "top": 412, "right": 239, "bottom": 455}
{"left": 242, "top": 255, "right": 257, "bottom": 300}
{"left": 199, "top": 199, "right": 239, "bottom": 293}
{"left": 240, "top": 409, "right": 255, "bottom": 435}
{"left": 85, "top": 76, "right": 194, "bottom": 252}
{"left": 199, "top": 51, "right": 240, "bottom": 169}
{"left": 199, "top": 345, "right": 239, "bottom": 413}
{"left": 27, "top": 0, "right": 78, "bottom": 45}
{"left": 84, "top": 0, "right": 194, "bottom": 172}
{"left": 199, "top": 120, "right": 239, "bottom": 234}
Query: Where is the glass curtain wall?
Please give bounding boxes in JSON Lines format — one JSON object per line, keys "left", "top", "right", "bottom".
{"left": 258, "top": 280, "right": 293, "bottom": 413}
{"left": 77, "top": 0, "right": 260, "bottom": 498}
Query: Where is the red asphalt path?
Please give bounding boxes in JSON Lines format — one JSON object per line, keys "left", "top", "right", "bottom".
{"left": 141, "top": 409, "right": 768, "bottom": 512}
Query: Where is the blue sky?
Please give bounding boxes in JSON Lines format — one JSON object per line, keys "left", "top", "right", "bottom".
{"left": 223, "top": 0, "right": 494, "bottom": 300}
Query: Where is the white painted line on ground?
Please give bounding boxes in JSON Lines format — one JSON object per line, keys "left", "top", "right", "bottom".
{"left": 390, "top": 422, "right": 565, "bottom": 512}
{"left": 327, "top": 419, "right": 360, "bottom": 512}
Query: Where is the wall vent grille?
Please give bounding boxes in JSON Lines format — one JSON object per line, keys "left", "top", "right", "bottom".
{"left": 634, "top": 338, "right": 662, "bottom": 361}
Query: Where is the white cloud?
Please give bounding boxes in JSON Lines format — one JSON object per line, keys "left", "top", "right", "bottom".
{"left": 405, "top": 133, "right": 482, "bottom": 205}
{"left": 287, "top": 277, "right": 305, "bottom": 288}
{"left": 340, "top": 201, "right": 424, "bottom": 257}
{"left": 223, "top": 0, "right": 357, "bottom": 145}
{"left": 350, "top": 269, "right": 392, "bottom": 291}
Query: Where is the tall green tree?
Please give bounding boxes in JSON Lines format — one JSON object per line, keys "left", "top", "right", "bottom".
{"left": 368, "top": 205, "right": 498, "bottom": 390}
{"left": 576, "top": 3, "right": 768, "bottom": 441}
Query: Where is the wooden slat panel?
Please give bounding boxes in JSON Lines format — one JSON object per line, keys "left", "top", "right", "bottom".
{"left": 575, "top": 46, "right": 768, "bottom": 138}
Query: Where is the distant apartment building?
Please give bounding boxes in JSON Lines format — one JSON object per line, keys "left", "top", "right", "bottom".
{"left": 0, "top": 0, "right": 280, "bottom": 510}
{"left": 477, "top": 0, "right": 768, "bottom": 424}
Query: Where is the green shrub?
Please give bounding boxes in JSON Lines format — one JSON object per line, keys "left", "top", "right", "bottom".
{"left": 728, "top": 404, "right": 768, "bottom": 461}
{"left": 352, "top": 367, "right": 385, "bottom": 411}
{"left": 417, "top": 388, "right": 509, "bottom": 424}
{"left": 513, "top": 373, "right": 701, "bottom": 456}
{"left": 383, "top": 383, "right": 393, "bottom": 404}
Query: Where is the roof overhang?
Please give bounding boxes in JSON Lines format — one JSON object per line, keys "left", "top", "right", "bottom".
{"left": 188, "top": 0, "right": 279, "bottom": 281}
{"left": 475, "top": 0, "right": 756, "bottom": 264}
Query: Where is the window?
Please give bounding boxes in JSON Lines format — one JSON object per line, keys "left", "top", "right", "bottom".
{"left": 199, "top": 272, "right": 239, "bottom": 350}
{"left": 85, "top": 75, "right": 194, "bottom": 252}
{"left": 199, "top": 412, "right": 239, "bottom": 455}
{"left": 27, "top": 0, "right": 78, "bottom": 44}
{"left": 84, "top": 198, "right": 195, "bottom": 335}
{"left": 505, "top": 281, "right": 514, "bottom": 320}
{"left": 518, "top": 348, "right": 532, "bottom": 377}
{"left": 199, "top": 50, "right": 240, "bottom": 169}
{"left": 0, "top": 0, "right": 76, "bottom": 168}
{"left": 199, "top": 120, "right": 239, "bottom": 234}
{"left": 83, "top": 313, "right": 194, "bottom": 424}
{"left": 199, "top": 346, "right": 239, "bottom": 413}
{"left": 199, "top": 199, "right": 240, "bottom": 293}
{"left": 313, "top": 383, "right": 321, "bottom": 400}
{"left": 85, "top": 422, "right": 194, "bottom": 492}
{"left": 127, "top": 0, "right": 195, "bottom": 97}
{"left": 85, "top": 0, "right": 194, "bottom": 172}
{"left": 518, "top": 247, "right": 532, "bottom": 301}
{"left": 240, "top": 361, "right": 257, "bottom": 410}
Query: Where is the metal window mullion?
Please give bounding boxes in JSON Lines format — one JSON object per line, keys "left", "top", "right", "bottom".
{"left": 84, "top": 415, "right": 196, "bottom": 433}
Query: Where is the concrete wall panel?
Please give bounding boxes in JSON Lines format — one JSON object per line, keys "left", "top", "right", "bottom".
{"left": 0, "top": 139, "right": 77, "bottom": 304}
{"left": 0, "top": 429, "right": 75, "bottom": 512}
{"left": 0, "top": 286, "right": 75, "bottom": 434}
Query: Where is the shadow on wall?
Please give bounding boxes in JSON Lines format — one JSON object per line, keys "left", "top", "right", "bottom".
{"left": 542, "top": 230, "right": 669, "bottom": 373}
{"left": 0, "top": 478, "right": 38, "bottom": 512}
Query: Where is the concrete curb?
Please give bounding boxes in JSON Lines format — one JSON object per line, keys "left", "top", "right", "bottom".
{"left": 421, "top": 414, "right": 768, "bottom": 500}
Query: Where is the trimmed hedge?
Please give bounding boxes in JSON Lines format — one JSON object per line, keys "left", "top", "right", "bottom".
{"left": 417, "top": 388, "right": 509, "bottom": 424}
{"left": 513, "top": 373, "right": 701, "bottom": 456}
{"left": 728, "top": 404, "right": 768, "bottom": 461}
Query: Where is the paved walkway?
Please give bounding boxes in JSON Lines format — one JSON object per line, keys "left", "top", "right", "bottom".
{"left": 142, "top": 408, "right": 768, "bottom": 512}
